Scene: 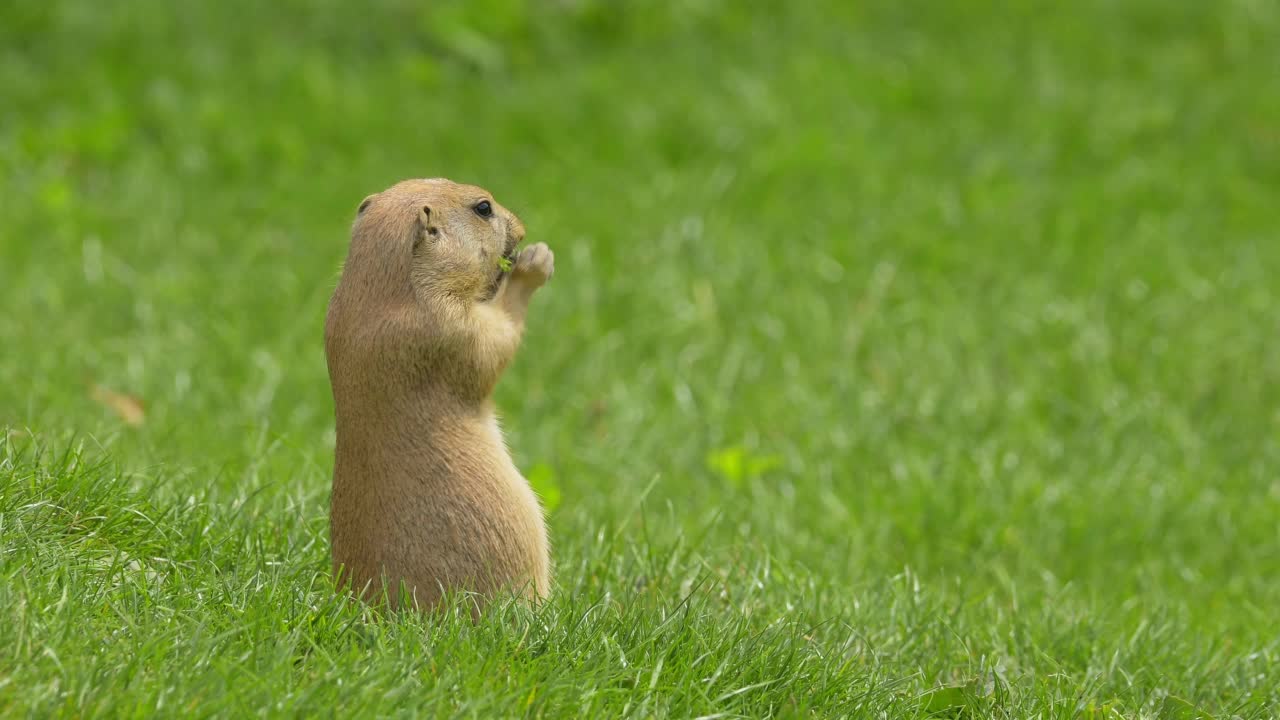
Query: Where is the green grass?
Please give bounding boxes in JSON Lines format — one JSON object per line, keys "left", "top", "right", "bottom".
{"left": 2, "top": 0, "right": 1279, "bottom": 716}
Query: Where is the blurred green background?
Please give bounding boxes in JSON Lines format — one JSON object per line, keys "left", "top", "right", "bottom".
{"left": 2, "top": 1, "right": 1278, "bottom": 716}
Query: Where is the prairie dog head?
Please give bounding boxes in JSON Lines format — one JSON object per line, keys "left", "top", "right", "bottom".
{"left": 326, "top": 178, "right": 527, "bottom": 381}
{"left": 341, "top": 178, "right": 526, "bottom": 307}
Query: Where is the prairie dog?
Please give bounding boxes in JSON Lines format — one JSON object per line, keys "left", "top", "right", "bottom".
{"left": 324, "top": 178, "right": 552, "bottom": 611}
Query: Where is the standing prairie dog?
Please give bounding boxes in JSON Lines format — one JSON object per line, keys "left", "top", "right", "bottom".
{"left": 324, "top": 178, "right": 552, "bottom": 611}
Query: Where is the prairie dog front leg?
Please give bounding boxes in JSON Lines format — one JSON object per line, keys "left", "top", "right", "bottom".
{"left": 496, "top": 242, "right": 555, "bottom": 326}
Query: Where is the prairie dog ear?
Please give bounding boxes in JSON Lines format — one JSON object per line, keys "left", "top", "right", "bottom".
{"left": 356, "top": 194, "right": 375, "bottom": 215}
{"left": 417, "top": 205, "right": 440, "bottom": 239}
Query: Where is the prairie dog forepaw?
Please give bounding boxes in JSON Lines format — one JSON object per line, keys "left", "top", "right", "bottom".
{"left": 513, "top": 242, "right": 554, "bottom": 289}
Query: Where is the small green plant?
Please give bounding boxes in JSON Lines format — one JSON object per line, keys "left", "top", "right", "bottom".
{"left": 705, "top": 446, "right": 781, "bottom": 486}
{"left": 525, "top": 462, "right": 561, "bottom": 512}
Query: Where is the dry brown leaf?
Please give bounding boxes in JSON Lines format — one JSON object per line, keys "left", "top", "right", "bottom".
{"left": 92, "top": 385, "right": 146, "bottom": 426}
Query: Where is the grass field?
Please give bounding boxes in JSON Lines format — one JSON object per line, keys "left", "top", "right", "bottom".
{"left": 3, "top": 1, "right": 1279, "bottom": 716}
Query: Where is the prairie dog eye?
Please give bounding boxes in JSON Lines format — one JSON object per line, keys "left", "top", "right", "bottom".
{"left": 473, "top": 201, "right": 493, "bottom": 219}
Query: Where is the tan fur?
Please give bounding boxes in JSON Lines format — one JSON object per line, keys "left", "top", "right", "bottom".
{"left": 324, "top": 177, "right": 553, "bottom": 612}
